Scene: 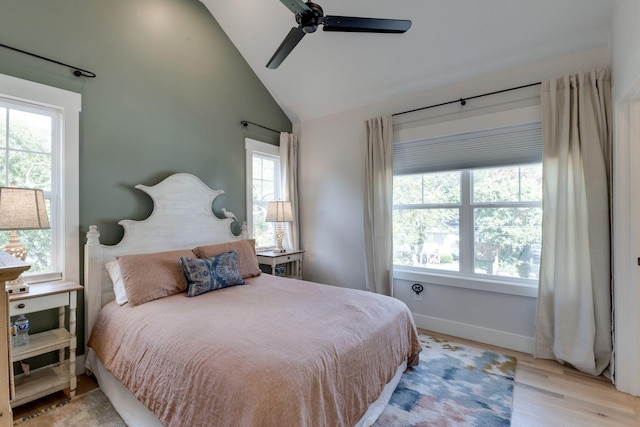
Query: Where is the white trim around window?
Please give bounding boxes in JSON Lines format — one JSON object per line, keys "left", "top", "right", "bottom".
{"left": 393, "top": 267, "right": 539, "bottom": 297}
{"left": 0, "top": 73, "right": 81, "bottom": 285}
{"left": 245, "top": 138, "right": 281, "bottom": 243}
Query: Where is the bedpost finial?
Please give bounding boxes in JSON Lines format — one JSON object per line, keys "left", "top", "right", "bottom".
{"left": 240, "top": 221, "right": 249, "bottom": 239}
{"left": 86, "top": 225, "right": 101, "bottom": 244}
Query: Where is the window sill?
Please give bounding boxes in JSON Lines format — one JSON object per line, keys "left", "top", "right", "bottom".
{"left": 393, "top": 266, "right": 538, "bottom": 298}
{"left": 24, "top": 272, "right": 64, "bottom": 284}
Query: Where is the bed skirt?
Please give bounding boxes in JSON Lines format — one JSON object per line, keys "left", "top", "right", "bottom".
{"left": 85, "top": 349, "right": 406, "bottom": 427}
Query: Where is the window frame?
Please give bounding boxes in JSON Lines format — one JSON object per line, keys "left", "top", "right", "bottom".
{"left": 0, "top": 73, "right": 80, "bottom": 285}
{"left": 393, "top": 166, "right": 541, "bottom": 285}
{"left": 1, "top": 98, "right": 59, "bottom": 275}
{"left": 245, "top": 138, "right": 282, "bottom": 250}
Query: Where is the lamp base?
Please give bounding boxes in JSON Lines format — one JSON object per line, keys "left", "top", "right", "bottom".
{"left": 274, "top": 224, "right": 286, "bottom": 253}
{"left": 4, "top": 231, "right": 27, "bottom": 261}
{"left": 3, "top": 234, "right": 30, "bottom": 293}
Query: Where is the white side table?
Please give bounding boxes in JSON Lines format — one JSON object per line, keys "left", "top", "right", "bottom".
{"left": 256, "top": 250, "right": 304, "bottom": 279}
{"left": 8, "top": 281, "right": 82, "bottom": 407}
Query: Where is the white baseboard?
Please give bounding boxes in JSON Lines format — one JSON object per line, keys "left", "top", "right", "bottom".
{"left": 413, "top": 313, "right": 535, "bottom": 354}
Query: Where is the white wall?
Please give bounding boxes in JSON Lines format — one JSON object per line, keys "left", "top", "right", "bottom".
{"left": 611, "top": 0, "right": 640, "bottom": 396}
{"left": 297, "top": 47, "right": 609, "bottom": 353}
{"left": 612, "top": 0, "right": 640, "bottom": 101}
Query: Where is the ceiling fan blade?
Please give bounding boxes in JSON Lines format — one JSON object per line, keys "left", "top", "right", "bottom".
{"left": 266, "top": 27, "right": 306, "bottom": 69}
{"left": 322, "top": 16, "right": 411, "bottom": 33}
{"left": 279, "top": 0, "right": 311, "bottom": 15}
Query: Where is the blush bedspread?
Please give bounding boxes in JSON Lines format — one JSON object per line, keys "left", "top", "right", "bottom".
{"left": 88, "top": 274, "right": 421, "bottom": 427}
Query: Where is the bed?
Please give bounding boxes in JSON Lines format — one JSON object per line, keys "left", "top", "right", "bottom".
{"left": 84, "top": 173, "right": 421, "bottom": 427}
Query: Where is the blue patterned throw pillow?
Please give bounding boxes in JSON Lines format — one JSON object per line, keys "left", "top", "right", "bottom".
{"left": 180, "top": 250, "right": 246, "bottom": 297}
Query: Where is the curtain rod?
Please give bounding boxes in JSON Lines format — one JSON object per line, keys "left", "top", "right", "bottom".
{"left": 0, "top": 42, "right": 96, "bottom": 78}
{"left": 240, "top": 120, "right": 285, "bottom": 134}
{"left": 392, "top": 82, "right": 541, "bottom": 117}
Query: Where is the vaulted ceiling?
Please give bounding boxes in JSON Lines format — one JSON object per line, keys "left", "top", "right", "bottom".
{"left": 201, "top": 0, "right": 613, "bottom": 123}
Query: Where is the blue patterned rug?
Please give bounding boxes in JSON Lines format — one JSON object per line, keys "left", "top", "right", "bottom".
{"left": 375, "top": 335, "right": 517, "bottom": 427}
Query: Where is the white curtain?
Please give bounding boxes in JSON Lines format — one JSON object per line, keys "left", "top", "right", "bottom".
{"left": 364, "top": 116, "right": 394, "bottom": 296}
{"left": 535, "top": 69, "right": 612, "bottom": 376}
{"left": 280, "top": 132, "right": 299, "bottom": 250}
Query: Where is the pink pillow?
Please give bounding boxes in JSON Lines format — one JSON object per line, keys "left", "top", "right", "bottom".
{"left": 193, "top": 239, "right": 261, "bottom": 279}
{"left": 117, "top": 249, "right": 196, "bottom": 306}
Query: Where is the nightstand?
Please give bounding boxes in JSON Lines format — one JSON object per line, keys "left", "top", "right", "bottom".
{"left": 256, "top": 249, "right": 304, "bottom": 279}
{"left": 8, "top": 281, "right": 83, "bottom": 408}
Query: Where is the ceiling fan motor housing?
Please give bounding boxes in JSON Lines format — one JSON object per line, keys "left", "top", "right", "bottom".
{"left": 296, "top": 2, "right": 324, "bottom": 33}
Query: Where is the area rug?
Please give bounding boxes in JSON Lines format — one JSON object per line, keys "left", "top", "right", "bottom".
{"left": 374, "top": 334, "right": 517, "bottom": 426}
{"left": 14, "top": 335, "right": 516, "bottom": 427}
{"left": 13, "top": 388, "right": 125, "bottom": 427}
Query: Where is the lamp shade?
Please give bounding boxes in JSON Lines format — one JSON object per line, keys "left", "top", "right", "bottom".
{"left": 265, "top": 201, "right": 293, "bottom": 223}
{"left": 0, "top": 187, "right": 50, "bottom": 230}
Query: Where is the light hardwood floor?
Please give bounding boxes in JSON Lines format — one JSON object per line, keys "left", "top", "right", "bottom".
{"left": 423, "top": 330, "right": 640, "bottom": 427}
{"left": 12, "top": 334, "right": 640, "bottom": 426}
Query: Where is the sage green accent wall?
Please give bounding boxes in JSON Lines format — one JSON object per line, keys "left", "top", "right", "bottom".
{"left": 0, "top": 0, "right": 290, "bottom": 245}
{"left": 0, "top": 0, "right": 290, "bottom": 356}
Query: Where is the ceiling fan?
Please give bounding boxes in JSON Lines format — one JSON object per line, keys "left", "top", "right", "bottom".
{"left": 266, "top": 0, "right": 412, "bottom": 69}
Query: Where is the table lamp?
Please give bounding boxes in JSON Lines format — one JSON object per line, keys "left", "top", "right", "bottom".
{"left": 265, "top": 201, "right": 293, "bottom": 253}
{"left": 0, "top": 186, "right": 50, "bottom": 293}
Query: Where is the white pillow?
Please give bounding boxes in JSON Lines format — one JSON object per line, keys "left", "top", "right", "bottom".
{"left": 105, "top": 260, "right": 128, "bottom": 305}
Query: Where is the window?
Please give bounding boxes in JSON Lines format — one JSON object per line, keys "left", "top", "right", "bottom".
{"left": 393, "top": 171, "right": 460, "bottom": 273}
{"left": 393, "top": 165, "right": 542, "bottom": 280}
{"left": 393, "top": 120, "right": 542, "bottom": 286}
{"left": 472, "top": 166, "right": 542, "bottom": 278}
{"left": 0, "top": 101, "right": 57, "bottom": 273}
{"left": 245, "top": 139, "right": 282, "bottom": 249}
{"left": 0, "top": 74, "right": 80, "bottom": 283}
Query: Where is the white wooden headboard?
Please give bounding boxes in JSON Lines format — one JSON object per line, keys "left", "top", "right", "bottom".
{"left": 84, "top": 173, "right": 247, "bottom": 345}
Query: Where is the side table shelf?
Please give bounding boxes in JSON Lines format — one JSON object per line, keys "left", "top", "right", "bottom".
{"left": 8, "top": 281, "right": 82, "bottom": 409}
{"left": 11, "top": 363, "right": 70, "bottom": 408}
{"left": 11, "top": 328, "right": 72, "bottom": 362}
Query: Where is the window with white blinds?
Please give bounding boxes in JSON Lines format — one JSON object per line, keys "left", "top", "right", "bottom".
{"left": 393, "top": 121, "right": 542, "bottom": 175}
{"left": 392, "top": 120, "right": 543, "bottom": 285}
